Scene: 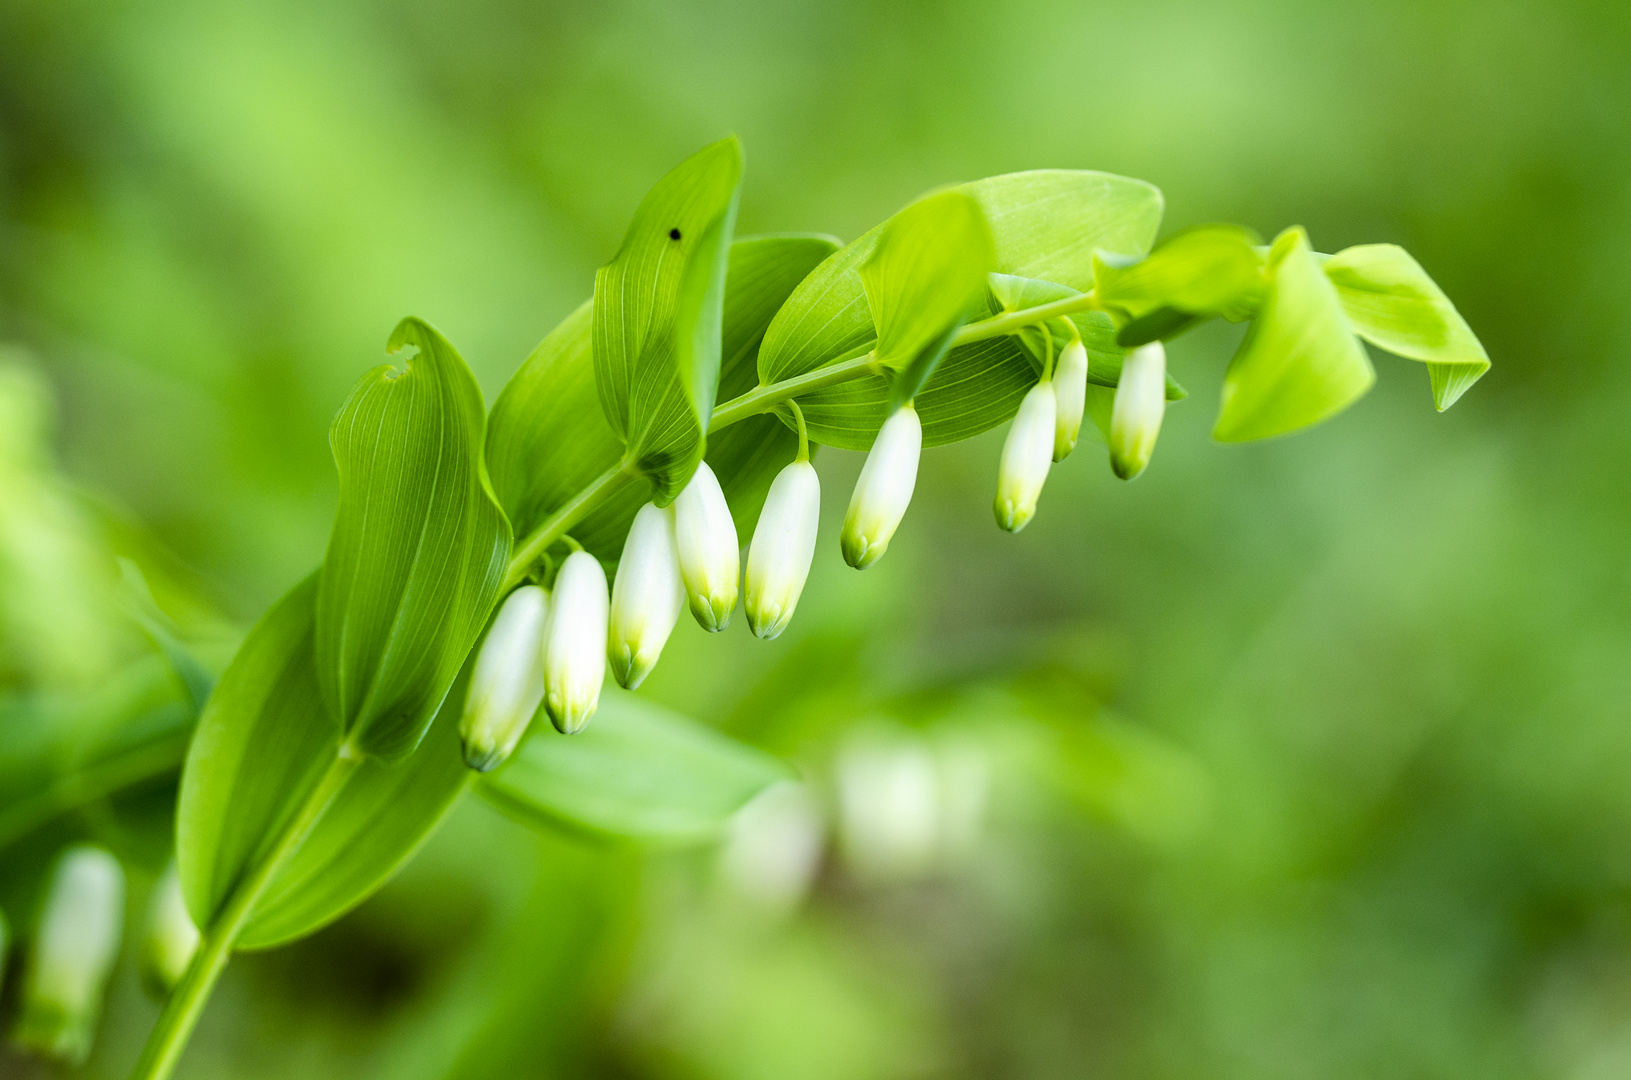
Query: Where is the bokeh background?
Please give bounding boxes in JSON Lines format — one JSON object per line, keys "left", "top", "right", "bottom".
{"left": 3, "top": 0, "right": 1631, "bottom": 1077}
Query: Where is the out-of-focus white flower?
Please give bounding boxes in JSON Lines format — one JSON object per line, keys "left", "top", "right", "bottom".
{"left": 672, "top": 461, "right": 739, "bottom": 631}
{"left": 15, "top": 846, "right": 125, "bottom": 1064}
{"left": 542, "top": 551, "right": 609, "bottom": 734}
{"left": 836, "top": 728, "right": 991, "bottom": 884}
{"left": 994, "top": 380, "right": 1057, "bottom": 533}
{"left": 841, "top": 404, "right": 921, "bottom": 569}
{"left": 745, "top": 461, "right": 821, "bottom": 640}
{"left": 609, "top": 503, "right": 684, "bottom": 688}
{"left": 1052, "top": 337, "right": 1089, "bottom": 461}
{"left": 140, "top": 862, "right": 199, "bottom": 998}
{"left": 716, "top": 781, "right": 826, "bottom": 916}
{"left": 460, "top": 585, "right": 549, "bottom": 770}
{"left": 1109, "top": 341, "right": 1167, "bottom": 480}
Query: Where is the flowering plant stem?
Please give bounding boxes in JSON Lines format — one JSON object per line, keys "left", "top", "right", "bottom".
{"left": 127, "top": 286, "right": 1097, "bottom": 1080}
{"left": 129, "top": 746, "right": 369, "bottom": 1080}
{"left": 502, "top": 289, "right": 1100, "bottom": 588}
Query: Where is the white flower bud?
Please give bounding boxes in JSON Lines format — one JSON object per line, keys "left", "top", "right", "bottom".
{"left": 841, "top": 404, "right": 921, "bottom": 569}
{"left": 745, "top": 460, "right": 821, "bottom": 640}
{"left": 1109, "top": 341, "right": 1167, "bottom": 480}
{"left": 994, "top": 380, "right": 1057, "bottom": 533}
{"left": 1052, "top": 338, "right": 1089, "bottom": 461}
{"left": 609, "top": 503, "right": 684, "bottom": 688}
{"left": 542, "top": 551, "right": 609, "bottom": 734}
{"left": 460, "top": 585, "right": 549, "bottom": 771}
{"left": 15, "top": 846, "right": 125, "bottom": 1064}
{"left": 140, "top": 862, "right": 199, "bottom": 998}
{"left": 672, "top": 461, "right": 739, "bottom": 631}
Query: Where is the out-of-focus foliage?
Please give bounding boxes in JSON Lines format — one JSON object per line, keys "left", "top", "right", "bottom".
{"left": 1, "top": 1, "right": 1628, "bottom": 1079}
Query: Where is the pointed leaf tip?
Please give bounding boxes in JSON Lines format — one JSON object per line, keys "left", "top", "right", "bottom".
{"left": 1213, "top": 227, "right": 1375, "bottom": 443}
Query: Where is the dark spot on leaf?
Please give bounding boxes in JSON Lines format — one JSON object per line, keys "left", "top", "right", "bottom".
{"left": 669, "top": 227, "right": 682, "bottom": 241}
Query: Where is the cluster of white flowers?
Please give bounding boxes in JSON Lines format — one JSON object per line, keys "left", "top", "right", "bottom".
{"left": 460, "top": 340, "right": 1168, "bottom": 770}
{"left": 994, "top": 335, "right": 1168, "bottom": 531}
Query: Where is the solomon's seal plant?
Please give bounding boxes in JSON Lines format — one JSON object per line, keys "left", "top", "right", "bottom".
{"left": 0, "top": 135, "right": 1488, "bottom": 1077}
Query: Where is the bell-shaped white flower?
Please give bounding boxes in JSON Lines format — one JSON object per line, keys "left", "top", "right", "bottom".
{"left": 994, "top": 380, "right": 1057, "bottom": 533}
{"left": 1052, "top": 338, "right": 1089, "bottom": 462}
{"left": 745, "top": 460, "right": 821, "bottom": 640}
{"left": 542, "top": 550, "right": 609, "bottom": 734}
{"left": 841, "top": 404, "right": 921, "bottom": 569}
{"left": 1109, "top": 341, "right": 1167, "bottom": 480}
{"left": 609, "top": 502, "right": 685, "bottom": 688}
{"left": 15, "top": 846, "right": 124, "bottom": 1064}
{"left": 672, "top": 461, "right": 739, "bottom": 631}
{"left": 460, "top": 585, "right": 549, "bottom": 771}
{"left": 140, "top": 862, "right": 199, "bottom": 998}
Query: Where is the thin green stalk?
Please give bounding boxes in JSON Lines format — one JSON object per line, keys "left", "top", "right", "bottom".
{"left": 502, "top": 461, "right": 636, "bottom": 588}
{"left": 706, "top": 351, "right": 877, "bottom": 429}
{"left": 954, "top": 289, "right": 1099, "bottom": 345}
{"left": 128, "top": 745, "right": 365, "bottom": 1080}
{"left": 789, "top": 400, "right": 810, "bottom": 463}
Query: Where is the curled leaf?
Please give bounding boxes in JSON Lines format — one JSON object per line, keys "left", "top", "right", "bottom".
{"left": 317, "top": 318, "right": 510, "bottom": 761}
{"left": 1214, "top": 228, "right": 1375, "bottom": 443}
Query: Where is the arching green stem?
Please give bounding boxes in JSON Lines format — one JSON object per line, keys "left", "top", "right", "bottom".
{"left": 129, "top": 744, "right": 367, "bottom": 1080}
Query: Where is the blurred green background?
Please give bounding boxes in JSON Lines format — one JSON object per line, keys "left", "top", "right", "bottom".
{"left": 3, "top": 0, "right": 1630, "bottom": 1077}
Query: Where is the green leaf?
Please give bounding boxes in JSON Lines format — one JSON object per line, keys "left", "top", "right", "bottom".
{"left": 239, "top": 665, "right": 472, "bottom": 948}
{"left": 479, "top": 688, "right": 792, "bottom": 845}
{"left": 486, "top": 301, "right": 644, "bottom": 564}
{"left": 888, "top": 322, "right": 963, "bottom": 412}
{"left": 488, "top": 234, "right": 834, "bottom": 563}
{"left": 760, "top": 171, "right": 1164, "bottom": 450}
{"left": 1114, "top": 307, "right": 1204, "bottom": 348}
{"left": 1214, "top": 228, "right": 1376, "bottom": 443}
{"left": 1322, "top": 243, "right": 1490, "bottom": 411}
{"left": 1094, "top": 224, "right": 1266, "bottom": 323}
{"left": 860, "top": 189, "right": 995, "bottom": 374}
{"left": 177, "top": 575, "right": 473, "bottom": 948}
{"left": 317, "top": 318, "right": 511, "bottom": 762}
{"left": 178, "top": 575, "right": 335, "bottom": 929}
{"left": 593, "top": 136, "right": 745, "bottom": 503}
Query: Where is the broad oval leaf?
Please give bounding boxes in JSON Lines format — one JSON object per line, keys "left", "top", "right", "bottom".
{"left": 1214, "top": 228, "right": 1376, "bottom": 443}
{"left": 1322, "top": 243, "right": 1490, "bottom": 411}
{"left": 593, "top": 136, "right": 745, "bottom": 503}
{"left": 317, "top": 318, "right": 510, "bottom": 761}
{"left": 239, "top": 665, "right": 472, "bottom": 949}
{"left": 760, "top": 171, "right": 1163, "bottom": 449}
{"left": 479, "top": 688, "right": 792, "bottom": 845}
{"left": 177, "top": 574, "right": 473, "bottom": 947}
{"left": 178, "top": 575, "right": 335, "bottom": 928}
{"left": 488, "top": 235, "right": 835, "bottom": 563}
{"left": 861, "top": 189, "right": 995, "bottom": 376}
